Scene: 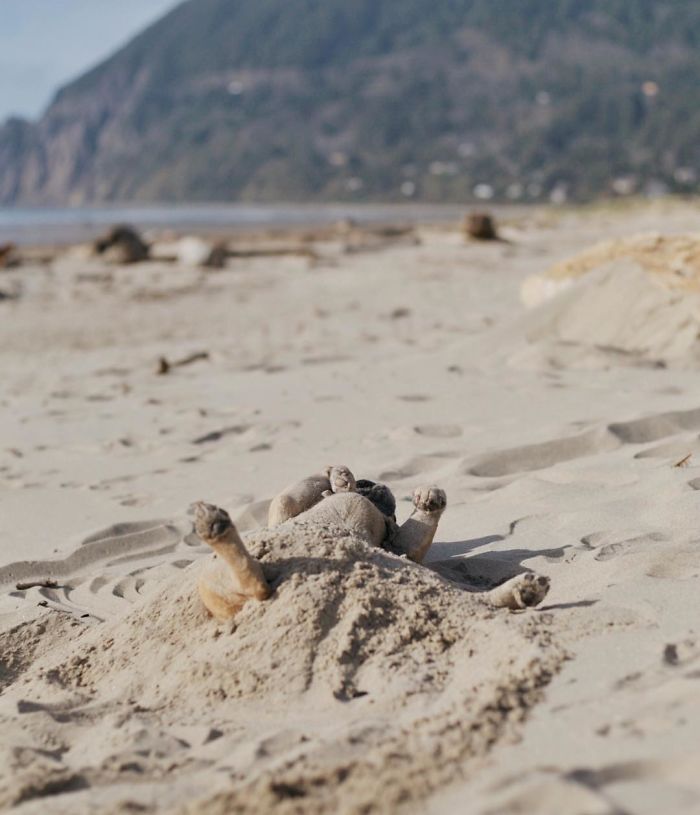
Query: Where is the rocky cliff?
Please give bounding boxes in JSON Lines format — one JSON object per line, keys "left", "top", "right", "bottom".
{"left": 2, "top": 0, "right": 700, "bottom": 204}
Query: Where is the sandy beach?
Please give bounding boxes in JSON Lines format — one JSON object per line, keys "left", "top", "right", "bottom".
{"left": 2, "top": 202, "right": 700, "bottom": 814}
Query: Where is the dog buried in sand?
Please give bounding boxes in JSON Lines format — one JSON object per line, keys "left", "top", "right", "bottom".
{"left": 194, "top": 465, "right": 550, "bottom": 622}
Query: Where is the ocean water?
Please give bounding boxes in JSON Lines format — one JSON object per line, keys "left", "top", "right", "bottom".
{"left": 0, "top": 203, "right": 468, "bottom": 246}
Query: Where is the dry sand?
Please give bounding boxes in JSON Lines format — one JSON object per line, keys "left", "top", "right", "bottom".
{"left": 2, "top": 203, "right": 700, "bottom": 813}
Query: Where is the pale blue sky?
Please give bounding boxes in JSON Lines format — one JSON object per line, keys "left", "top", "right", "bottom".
{"left": 0, "top": 0, "right": 182, "bottom": 121}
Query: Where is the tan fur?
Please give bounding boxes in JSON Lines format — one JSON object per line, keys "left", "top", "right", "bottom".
{"left": 298, "top": 491, "right": 388, "bottom": 545}
{"left": 295, "top": 486, "right": 445, "bottom": 564}
{"left": 267, "top": 465, "right": 356, "bottom": 527}
{"left": 487, "top": 573, "right": 550, "bottom": 610}
{"left": 196, "top": 580, "right": 248, "bottom": 622}
{"left": 196, "top": 469, "right": 550, "bottom": 623}
{"left": 271, "top": 469, "right": 446, "bottom": 561}
{"left": 396, "top": 486, "right": 446, "bottom": 563}
{"left": 267, "top": 493, "right": 300, "bottom": 528}
{"left": 194, "top": 502, "right": 271, "bottom": 622}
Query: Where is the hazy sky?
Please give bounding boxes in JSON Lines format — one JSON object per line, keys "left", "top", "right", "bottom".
{"left": 0, "top": 0, "right": 182, "bottom": 121}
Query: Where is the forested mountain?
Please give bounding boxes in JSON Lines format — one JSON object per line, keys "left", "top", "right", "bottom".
{"left": 2, "top": 0, "right": 700, "bottom": 204}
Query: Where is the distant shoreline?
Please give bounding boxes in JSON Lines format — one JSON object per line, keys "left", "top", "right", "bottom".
{"left": 0, "top": 202, "right": 524, "bottom": 247}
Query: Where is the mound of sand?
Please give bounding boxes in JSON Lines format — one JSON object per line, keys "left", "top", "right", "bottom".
{"left": 519, "top": 261, "right": 700, "bottom": 362}
{"left": 518, "top": 234, "right": 700, "bottom": 363}
{"left": 0, "top": 521, "right": 561, "bottom": 814}
{"left": 523, "top": 233, "right": 700, "bottom": 308}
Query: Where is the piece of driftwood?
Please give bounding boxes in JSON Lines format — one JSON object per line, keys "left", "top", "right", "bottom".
{"left": 0, "top": 243, "right": 20, "bottom": 268}
{"left": 465, "top": 212, "right": 499, "bottom": 241}
{"left": 95, "top": 225, "right": 150, "bottom": 264}
{"left": 226, "top": 246, "right": 317, "bottom": 259}
{"left": 157, "top": 351, "right": 210, "bottom": 375}
{"left": 674, "top": 453, "right": 692, "bottom": 468}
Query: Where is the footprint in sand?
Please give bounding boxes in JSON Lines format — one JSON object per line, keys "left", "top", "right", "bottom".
{"left": 413, "top": 424, "right": 463, "bottom": 439}
{"left": 301, "top": 354, "right": 351, "bottom": 367}
{"left": 192, "top": 425, "right": 251, "bottom": 445}
{"left": 646, "top": 547, "right": 700, "bottom": 579}
{"left": 633, "top": 439, "right": 700, "bottom": 460}
{"left": 91, "top": 474, "right": 138, "bottom": 492}
{"left": 608, "top": 405, "right": 700, "bottom": 444}
{"left": 579, "top": 531, "right": 670, "bottom": 562}
{"left": 117, "top": 495, "right": 152, "bottom": 508}
{"left": 468, "top": 428, "right": 618, "bottom": 478}
{"left": 377, "top": 452, "right": 461, "bottom": 482}
{"left": 466, "top": 405, "right": 700, "bottom": 479}
{"left": 3, "top": 520, "right": 208, "bottom": 623}
{"left": 192, "top": 421, "right": 299, "bottom": 447}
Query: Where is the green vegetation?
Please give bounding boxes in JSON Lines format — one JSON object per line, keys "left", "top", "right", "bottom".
{"left": 2, "top": 0, "right": 700, "bottom": 203}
